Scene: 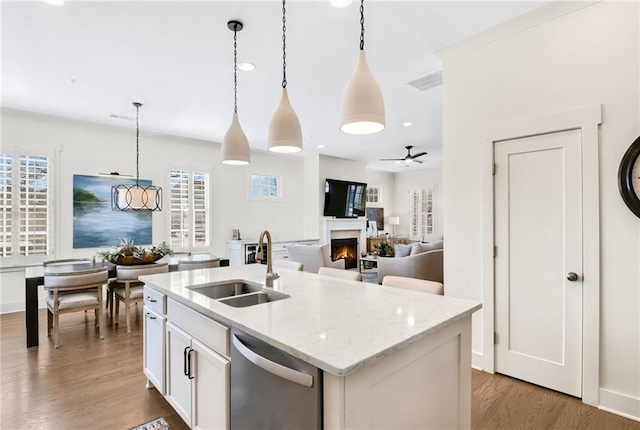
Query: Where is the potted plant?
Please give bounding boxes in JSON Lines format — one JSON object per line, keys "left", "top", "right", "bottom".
{"left": 97, "top": 237, "right": 173, "bottom": 265}
{"left": 373, "top": 240, "right": 394, "bottom": 257}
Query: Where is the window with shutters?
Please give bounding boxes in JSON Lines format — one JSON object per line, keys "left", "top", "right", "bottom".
{"left": 169, "top": 169, "right": 210, "bottom": 249}
{"left": 1, "top": 151, "right": 51, "bottom": 263}
{"left": 250, "top": 174, "right": 281, "bottom": 199}
{"left": 409, "top": 189, "right": 434, "bottom": 239}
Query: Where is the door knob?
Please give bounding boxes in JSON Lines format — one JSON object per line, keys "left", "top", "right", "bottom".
{"left": 567, "top": 272, "right": 579, "bottom": 282}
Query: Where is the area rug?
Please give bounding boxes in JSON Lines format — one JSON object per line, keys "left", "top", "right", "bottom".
{"left": 129, "top": 417, "right": 172, "bottom": 430}
{"left": 362, "top": 271, "right": 378, "bottom": 284}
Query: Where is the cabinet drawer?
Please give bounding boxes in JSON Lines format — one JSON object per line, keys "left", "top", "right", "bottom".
{"left": 143, "top": 286, "right": 166, "bottom": 315}
{"left": 167, "top": 298, "right": 229, "bottom": 357}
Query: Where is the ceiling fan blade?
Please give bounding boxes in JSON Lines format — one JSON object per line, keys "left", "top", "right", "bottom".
{"left": 411, "top": 151, "right": 428, "bottom": 158}
{"left": 413, "top": 159, "right": 423, "bottom": 164}
{"left": 379, "top": 158, "right": 405, "bottom": 161}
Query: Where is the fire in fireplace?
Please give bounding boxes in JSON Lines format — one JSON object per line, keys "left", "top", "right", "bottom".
{"left": 331, "top": 238, "right": 358, "bottom": 270}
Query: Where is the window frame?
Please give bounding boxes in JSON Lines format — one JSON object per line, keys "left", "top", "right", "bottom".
{"left": 167, "top": 165, "right": 213, "bottom": 252}
{"left": 249, "top": 173, "right": 282, "bottom": 201}
{"left": 0, "top": 146, "right": 54, "bottom": 267}
{"left": 408, "top": 188, "right": 435, "bottom": 240}
{"left": 366, "top": 186, "right": 381, "bottom": 204}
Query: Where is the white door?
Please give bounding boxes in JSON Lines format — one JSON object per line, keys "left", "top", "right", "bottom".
{"left": 143, "top": 307, "right": 166, "bottom": 394}
{"left": 191, "top": 338, "right": 230, "bottom": 430}
{"left": 494, "top": 129, "right": 583, "bottom": 397}
{"left": 166, "top": 322, "right": 193, "bottom": 426}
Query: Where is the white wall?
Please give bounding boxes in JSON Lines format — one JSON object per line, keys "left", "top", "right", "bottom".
{"left": 393, "top": 168, "right": 442, "bottom": 239}
{"left": 0, "top": 108, "right": 306, "bottom": 311}
{"left": 439, "top": 0, "right": 639, "bottom": 419}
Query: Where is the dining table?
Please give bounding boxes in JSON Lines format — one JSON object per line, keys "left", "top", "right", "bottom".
{"left": 23, "top": 256, "right": 229, "bottom": 347}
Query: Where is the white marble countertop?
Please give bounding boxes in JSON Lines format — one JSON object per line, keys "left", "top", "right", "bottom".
{"left": 140, "top": 264, "right": 481, "bottom": 377}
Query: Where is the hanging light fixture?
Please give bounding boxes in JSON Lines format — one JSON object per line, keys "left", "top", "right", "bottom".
{"left": 111, "top": 102, "right": 163, "bottom": 211}
{"left": 268, "top": 0, "right": 303, "bottom": 154}
{"left": 222, "top": 20, "right": 251, "bottom": 165}
{"left": 339, "top": 0, "right": 385, "bottom": 135}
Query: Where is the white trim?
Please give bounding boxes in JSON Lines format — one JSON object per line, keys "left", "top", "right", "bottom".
{"left": 480, "top": 104, "right": 602, "bottom": 405}
{"left": 599, "top": 389, "right": 640, "bottom": 422}
{"left": 248, "top": 173, "right": 283, "bottom": 201}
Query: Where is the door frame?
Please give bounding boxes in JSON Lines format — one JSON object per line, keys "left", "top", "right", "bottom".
{"left": 479, "top": 105, "right": 601, "bottom": 406}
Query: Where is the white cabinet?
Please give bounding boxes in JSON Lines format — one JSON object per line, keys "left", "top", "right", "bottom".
{"left": 143, "top": 306, "right": 166, "bottom": 394}
{"left": 165, "top": 299, "right": 230, "bottom": 429}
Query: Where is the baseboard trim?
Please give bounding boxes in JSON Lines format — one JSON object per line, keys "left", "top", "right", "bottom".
{"left": 472, "top": 351, "right": 491, "bottom": 373}
{"left": 599, "top": 388, "right": 640, "bottom": 422}
{"left": 0, "top": 299, "right": 46, "bottom": 315}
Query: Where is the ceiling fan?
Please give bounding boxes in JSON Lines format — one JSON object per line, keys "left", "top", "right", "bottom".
{"left": 379, "top": 146, "right": 428, "bottom": 163}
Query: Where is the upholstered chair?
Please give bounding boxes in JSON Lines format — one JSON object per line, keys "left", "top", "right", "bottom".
{"left": 111, "top": 263, "right": 169, "bottom": 333}
{"left": 376, "top": 241, "right": 443, "bottom": 284}
{"left": 178, "top": 255, "right": 220, "bottom": 271}
{"left": 44, "top": 266, "right": 109, "bottom": 348}
{"left": 286, "top": 244, "right": 345, "bottom": 274}
{"left": 381, "top": 275, "right": 444, "bottom": 295}
{"left": 318, "top": 267, "right": 363, "bottom": 282}
{"left": 273, "top": 260, "right": 304, "bottom": 271}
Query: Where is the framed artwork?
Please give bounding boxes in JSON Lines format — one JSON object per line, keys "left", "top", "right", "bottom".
{"left": 73, "top": 175, "right": 152, "bottom": 249}
{"left": 365, "top": 207, "right": 384, "bottom": 231}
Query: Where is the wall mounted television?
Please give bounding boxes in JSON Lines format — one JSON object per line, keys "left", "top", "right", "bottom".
{"left": 323, "top": 178, "right": 367, "bottom": 218}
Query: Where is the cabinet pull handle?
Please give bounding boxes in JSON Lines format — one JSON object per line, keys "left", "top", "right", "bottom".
{"left": 145, "top": 312, "right": 156, "bottom": 320}
{"left": 183, "top": 346, "right": 190, "bottom": 377}
{"left": 146, "top": 296, "right": 157, "bottom": 303}
{"left": 187, "top": 348, "right": 194, "bottom": 380}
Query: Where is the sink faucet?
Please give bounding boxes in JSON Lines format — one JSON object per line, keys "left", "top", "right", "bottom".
{"left": 256, "top": 230, "right": 279, "bottom": 288}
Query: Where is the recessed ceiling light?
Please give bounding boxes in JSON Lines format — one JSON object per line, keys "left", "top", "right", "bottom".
{"left": 238, "top": 62, "right": 255, "bottom": 72}
{"left": 317, "top": 144, "right": 325, "bottom": 148}
{"left": 329, "top": 0, "right": 353, "bottom": 8}
{"left": 402, "top": 122, "right": 413, "bottom": 127}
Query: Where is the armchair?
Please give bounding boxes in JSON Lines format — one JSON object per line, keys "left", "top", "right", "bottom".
{"left": 377, "top": 247, "right": 443, "bottom": 285}
{"left": 286, "top": 244, "right": 345, "bottom": 274}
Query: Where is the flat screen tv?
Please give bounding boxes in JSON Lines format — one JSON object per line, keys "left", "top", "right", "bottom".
{"left": 323, "top": 178, "right": 367, "bottom": 218}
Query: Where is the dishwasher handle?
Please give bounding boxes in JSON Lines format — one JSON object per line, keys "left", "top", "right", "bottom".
{"left": 232, "top": 334, "right": 314, "bottom": 388}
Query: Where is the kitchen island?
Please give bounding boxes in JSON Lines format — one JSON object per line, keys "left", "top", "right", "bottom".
{"left": 140, "top": 264, "right": 481, "bottom": 429}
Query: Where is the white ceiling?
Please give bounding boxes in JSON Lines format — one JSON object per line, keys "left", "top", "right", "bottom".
{"left": 1, "top": 0, "right": 549, "bottom": 172}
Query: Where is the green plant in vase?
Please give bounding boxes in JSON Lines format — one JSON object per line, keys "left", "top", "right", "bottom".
{"left": 97, "top": 237, "right": 173, "bottom": 265}
{"left": 374, "top": 240, "right": 394, "bottom": 257}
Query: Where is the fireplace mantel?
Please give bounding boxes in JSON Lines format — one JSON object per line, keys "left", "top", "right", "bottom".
{"left": 321, "top": 218, "right": 367, "bottom": 254}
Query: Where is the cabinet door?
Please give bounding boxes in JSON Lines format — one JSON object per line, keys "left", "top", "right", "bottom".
{"left": 143, "top": 306, "right": 166, "bottom": 394}
{"left": 191, "top": 338, "right": 230, "bottom": 430}
{"left": 166, "top": 322, "right": 193, "bottom": 426}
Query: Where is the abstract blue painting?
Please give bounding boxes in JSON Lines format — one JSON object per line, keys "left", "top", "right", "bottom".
{"left": 73, "top": 175, "right": 152, "bottom": 249}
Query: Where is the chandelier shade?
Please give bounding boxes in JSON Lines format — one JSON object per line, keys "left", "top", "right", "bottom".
{"left": 222, "top": 20, "right": 251, "bottom": 166}
{"left": 339, "top": 0, "right": 385, "bottom": 135}
{"left": 111, "top": 102, "right": 163, "bottom": 211}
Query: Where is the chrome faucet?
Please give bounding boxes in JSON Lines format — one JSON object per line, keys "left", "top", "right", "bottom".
{"left": 256, "top": 230, "right": 279, "bottom": 288}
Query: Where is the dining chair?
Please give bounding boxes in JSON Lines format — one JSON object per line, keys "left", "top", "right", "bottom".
{"left": 381, "top": 275, "right": 444, "bottom": 295}
{"left": 111, "top": 263, "right": 169, "bottom": 333}
{"left": 318, "top": 267, "right": 362, "bottom": 282}
{"left": 44, "top": 266, "right": 109, "bottom": 349}
{"left": 44, "top": 258, "right": 94, "bottom": 266}
{"left": 178, "top": 255, "right": 220, "bottom": 271}
{"left": 273, "top": 259, "right": 304, "bottom": 271}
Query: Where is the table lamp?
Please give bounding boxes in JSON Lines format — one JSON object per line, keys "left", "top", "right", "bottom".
{"left": 388, "top": 216, "right": 400, "bottom": 236}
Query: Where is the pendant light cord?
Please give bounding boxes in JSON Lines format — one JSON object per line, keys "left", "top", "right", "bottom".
{"left": 134, "top": 102, "right": 140, "bottom": 185}
{"left": 233, "top": 26, "right": 238, "bottom": 113}
{"left": 281, "top": 0, "right": 287, "bottom": 88}
{"left": 359, "top": 0, "right": 365, "bottom": 51}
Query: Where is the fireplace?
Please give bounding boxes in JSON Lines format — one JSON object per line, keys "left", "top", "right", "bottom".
{"left": 331, "top": 238, "right": 358, "bottom": 270}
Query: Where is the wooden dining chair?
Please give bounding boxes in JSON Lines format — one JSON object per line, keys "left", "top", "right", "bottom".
{"left": 111, "top": 263, "right": 169, "bottom": 333}
{"left": 44, "top": 266, "right": 109, "bottom": 349}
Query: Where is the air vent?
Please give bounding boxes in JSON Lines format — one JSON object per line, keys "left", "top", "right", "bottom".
{"left": 110, "top": 114, "right": 135, "bottom": 121}
{"left": 407, "top": 70, "right": 442, "bottom": 91}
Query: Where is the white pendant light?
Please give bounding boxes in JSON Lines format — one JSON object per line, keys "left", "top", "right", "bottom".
{"left": 339, "top": 0, "right": 385, "bottom": 135}
{"left": 222, "top": 20, "right": 250, "bottom": 166}
{"left": 268, "top": 0, "right": 303, "bottom": 154}
{"left": 112, "top": 102, "right": 163, "bottom": 211}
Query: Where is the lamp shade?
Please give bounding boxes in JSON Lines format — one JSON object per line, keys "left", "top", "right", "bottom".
{"left": 268, "top": 88, "right": 303, "bottom": 153}
{"left": 339, "top": 50, "right": 385, "bottom": 135}
{"left": 112, "top": 184, "right": 162, "bottom": 211}
{"left": 222, "top": 112, "right": 250, "bottom": 165}
{"left": 388, "top": 216, "right": 400, "bottom": 226}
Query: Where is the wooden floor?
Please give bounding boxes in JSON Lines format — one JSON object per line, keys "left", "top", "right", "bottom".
{"left": 1, "top": 309, "right": 639, "bottom": 430}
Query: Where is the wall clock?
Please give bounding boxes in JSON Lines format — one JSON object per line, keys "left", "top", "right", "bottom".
{"left": 618, "top": 136, "right": 640, "bottom": 218}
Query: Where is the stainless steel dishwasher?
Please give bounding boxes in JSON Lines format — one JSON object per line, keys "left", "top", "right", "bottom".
{"left": 230, "top": 328, "right": 322, "bottom": 429}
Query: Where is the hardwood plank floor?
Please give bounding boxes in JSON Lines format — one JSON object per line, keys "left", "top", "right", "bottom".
{"left": 1, "top": 309, "right": 639, "bottom": 429}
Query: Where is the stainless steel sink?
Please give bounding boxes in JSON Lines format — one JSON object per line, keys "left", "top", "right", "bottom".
{"left": 219, "top": 291, "right": 290, "bottom": 308}
{"left": 187, "top": 280, "right": 263, "bottom": 300}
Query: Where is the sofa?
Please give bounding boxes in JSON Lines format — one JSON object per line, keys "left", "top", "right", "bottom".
{"left": 286, "top": 244, "right": 346, "bottom": 274}
{"left": 376, "top": 241, "right": 443, "bottom": 284}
